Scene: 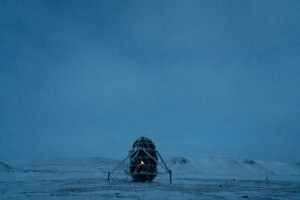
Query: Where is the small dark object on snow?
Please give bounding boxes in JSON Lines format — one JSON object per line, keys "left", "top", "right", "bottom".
{"left": 178, "top": 157, "right": 188, "bottom": 164}
{"left": 242, "top": 195, "right": 248, "bottom": 198}
{"left": 244, "top": 159, "right": 255, "bottom": 164}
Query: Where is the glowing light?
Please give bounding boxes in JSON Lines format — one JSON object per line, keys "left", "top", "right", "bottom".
{"left": 141, "top": 161, "right": 144, "bottom": 165}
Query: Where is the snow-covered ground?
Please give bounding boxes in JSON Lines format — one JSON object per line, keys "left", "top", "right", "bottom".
{"left": 1, "top": 157, "right": 299, "bottom": 199}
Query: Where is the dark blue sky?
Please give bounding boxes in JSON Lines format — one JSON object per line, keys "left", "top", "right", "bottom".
{"left": 0, "top": 0, "right": 299, "bottom": 162}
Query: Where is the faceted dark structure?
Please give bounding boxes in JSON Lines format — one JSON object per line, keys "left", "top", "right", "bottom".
{"left": 129, "top": 137, "right": 158, "bottom": 182}
{"left": 108, "top": 136, "right": 171, "bottom": 183}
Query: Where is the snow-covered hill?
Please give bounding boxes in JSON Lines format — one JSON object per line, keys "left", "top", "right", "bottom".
{"left": 3, "top": 157, "right": 299, "bottom": 181}
{"left": 1, "top": 157, "right": 299, "bottom": 199}
{"left": 167, "top": 157, "right": 300, "bottom": 181}
{"left": 2, "top": 157, "right": 299, "bottom": 181}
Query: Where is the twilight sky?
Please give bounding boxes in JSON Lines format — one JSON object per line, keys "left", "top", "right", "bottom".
{"left": 0, "top": 0, "right": 299, "bottom": 162}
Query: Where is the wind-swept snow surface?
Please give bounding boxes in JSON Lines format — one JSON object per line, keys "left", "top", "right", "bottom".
{"left": 0, "top": 157, "right": 299, "bottom": 199}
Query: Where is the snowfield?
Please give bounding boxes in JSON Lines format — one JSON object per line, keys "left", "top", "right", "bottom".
{"left": 0, "top": 157, "right": 299, "bottom": 199}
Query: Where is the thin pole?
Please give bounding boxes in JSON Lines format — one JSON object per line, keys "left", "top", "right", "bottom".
{"left": 156, "top": 151, "right": 170, "bottom": 171}
{"left": 107, "top": 171, "right": 110, "bottom": 182}
{"left": 156, "top": 150, "right": 172, "bottom": 184}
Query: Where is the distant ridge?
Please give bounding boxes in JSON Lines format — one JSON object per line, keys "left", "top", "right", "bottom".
{"left": 166, "top": 157, "right": 300, "bottom": 180}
